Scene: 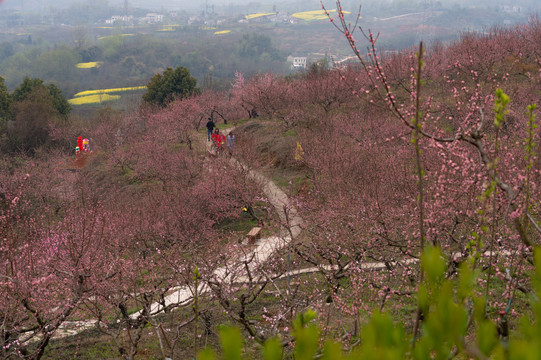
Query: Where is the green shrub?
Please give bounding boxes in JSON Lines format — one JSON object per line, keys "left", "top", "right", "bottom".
{"left": 199, "top": 246, "right": 541, "bottom": 360}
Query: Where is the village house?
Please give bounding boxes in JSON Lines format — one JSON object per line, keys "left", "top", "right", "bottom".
{"left": 287, "top": 55, "right": 307, "bottom": 70}
{"left": 141, "top": 13, "right": 164, "bottom": 24}
{"left": 105, "top": 15, "right": 134, "bottom": 25}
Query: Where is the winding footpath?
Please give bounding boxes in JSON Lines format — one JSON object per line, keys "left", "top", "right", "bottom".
{"left": 134, "top": 129, "right": 302, "bottom": 317}
{"left": 31, "top": 127, "right": 515, "bottom": 343}
{"left": 45, "top": 128, "right": 303, "bottom": 341}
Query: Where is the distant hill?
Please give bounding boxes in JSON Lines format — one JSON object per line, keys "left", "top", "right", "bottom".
{"left": 2, "top": 0, "right": 540, "bottom": 12}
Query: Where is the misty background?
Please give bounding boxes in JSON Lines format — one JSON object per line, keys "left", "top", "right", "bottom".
{"left": 1, "top": 0, "right": 540, "bottom": 13}
{"left": 0, "top": 0, "right": 539, "bottom": 105}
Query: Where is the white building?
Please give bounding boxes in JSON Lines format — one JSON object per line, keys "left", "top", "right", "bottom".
{"left": 142, "top": 13, "right": 164, "bottom": 24}
{"left": 287, "top": 56, "right": 307, "bottom": 69}
{"left": 105, "top": 15, "right": 133, "bottom": 24}
{"left": 501, "top": 5, "right": 523, "bottom": 13}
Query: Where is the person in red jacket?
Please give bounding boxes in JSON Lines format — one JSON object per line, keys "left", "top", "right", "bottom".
{"left": 212, "top": 128, "right": 225, "bottom": 151}
{"left": 77, "top": 136, "right": 83, "bottom": 152}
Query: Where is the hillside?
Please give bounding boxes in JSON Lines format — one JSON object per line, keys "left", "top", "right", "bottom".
{"left": 1, "top": 12, "right": 541, "bottom": 359}
{"left": 0, "top": 0, "right": 535, "bottom": 107}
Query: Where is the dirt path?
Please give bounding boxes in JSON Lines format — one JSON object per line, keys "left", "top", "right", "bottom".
{"left": 133, "top": 128, "right": 303, "bottom": 317}
{"left": 44, "top": 126, "right": 303, "bottom": 340}
{"left": 33, "top": 126, "right": 514, "bottom": 343}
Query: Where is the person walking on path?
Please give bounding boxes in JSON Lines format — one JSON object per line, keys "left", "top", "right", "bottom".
{"left": 226, "top": 131, "right": 235, "bottom": 153}
{"left": 206, "top": 118, "right": 216, "bottom": 141}
{"left": 212, "top": 128, "right": 226, "bottom": 152}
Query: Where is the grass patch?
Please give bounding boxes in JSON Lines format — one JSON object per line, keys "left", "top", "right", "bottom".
{"left": 216, "top": 201, "right": 273, "bottom": 240}
{"left": 217, "top": 212, "right": 259, "bottom": 233}
{"left": 43, "top": 331, "right": 119, "bottom": 359}
{"left": 271, "top": 169, "right": 311, "bottom": 196}
{"left": 284, "top": 129, "right": 297, "bottom": 137}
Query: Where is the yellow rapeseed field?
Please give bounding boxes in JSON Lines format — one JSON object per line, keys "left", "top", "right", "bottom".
{"left": 68, "top": 94, "right": 121, "bottom": 105}
{"left": 214, "top": 30, "right": 231, "bottom": 35}
{"left": 76, "top": 62, "right": 103, "bottom": 69}
{"left": 98, "top": 34, "right": 135, "bottom": 40}
{"left": 291, "top": 9, "right": 349, "bottom": 21}
{"left": 245, "top": 12, "right": 275, "bottom": 20}
{"left": 73, "top": 86, "right": 147, "bottom": 98}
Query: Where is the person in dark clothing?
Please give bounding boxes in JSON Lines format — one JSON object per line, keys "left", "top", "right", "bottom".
{"left": 206, "top": 118, "right": 216, "bottom": 141}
